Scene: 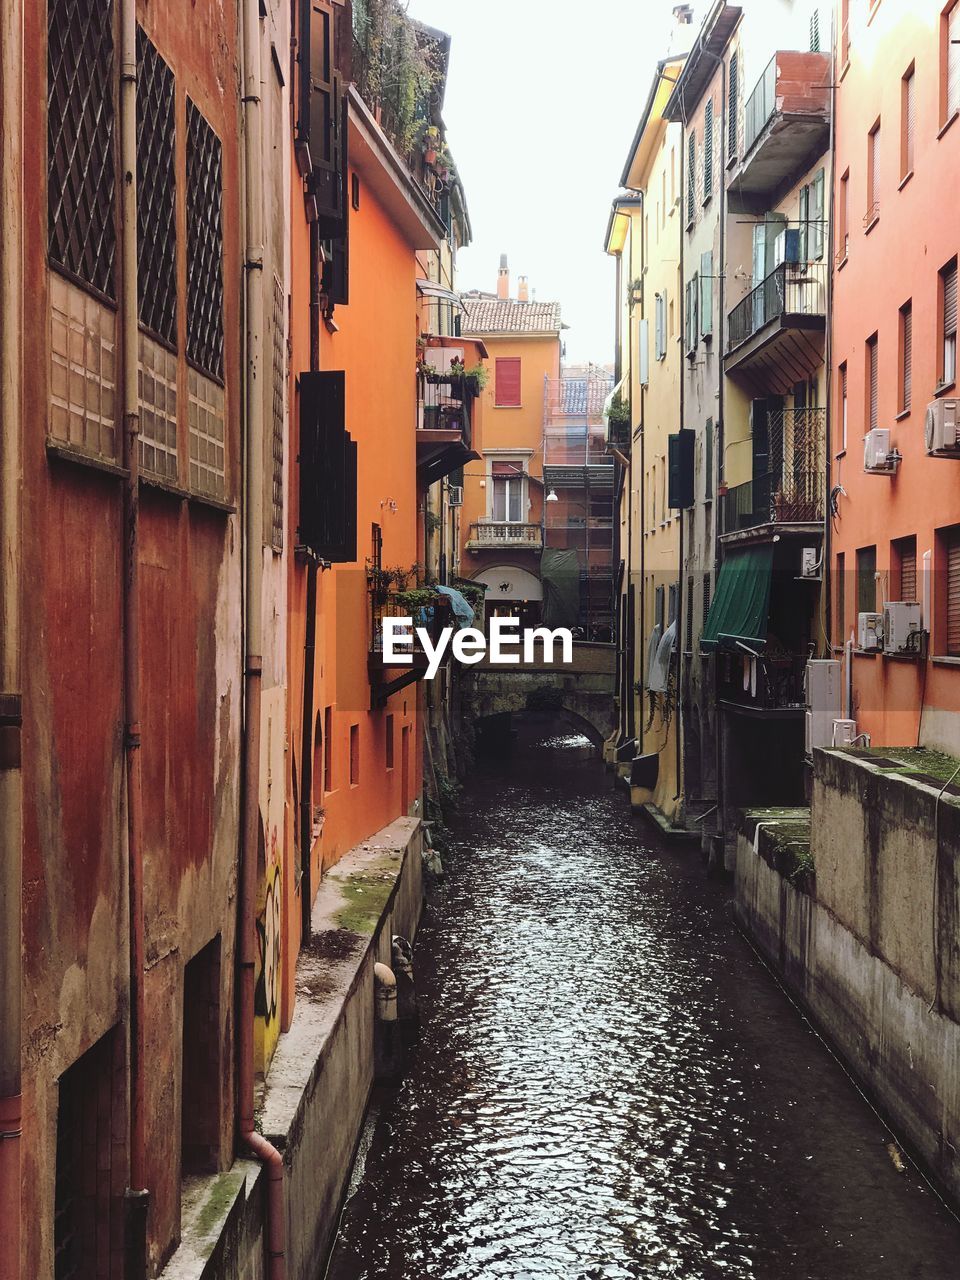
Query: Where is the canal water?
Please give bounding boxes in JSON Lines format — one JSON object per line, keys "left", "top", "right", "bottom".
{"left": 325, "top": 716, "right": 960, "bottom": 1280}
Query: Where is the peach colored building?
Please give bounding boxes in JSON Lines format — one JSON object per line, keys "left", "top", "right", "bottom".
{"left": 830, "top": 0, "right": 960, "bottom": 753}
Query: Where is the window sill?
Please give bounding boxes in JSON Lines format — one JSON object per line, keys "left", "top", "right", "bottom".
{"left": 494, "top": 404, "right": 522, "bottom": 410}
{"left": 838, "top": 59, "right": 851, "bottom": 84}
{"left": 853, "top": 649, "right": 879, "bottom": 658}
{"left": 46, "top": 438, "right": 128, "bottom": 479}
{"left": 187, "top": 490, "right": 237, "bottom": 515}
{"left": 702, "top": 194, "right": 713, "bottom": 209}
{"left": 935, "top": 379, "right": 957, "bottom": 398}
{"left": 726, "top": 153, "right": 739, "bottom": 171}
{"left": 898, "top": 169, "right": 914, "bottom": 192}
{"left": 142, "top": 472, "right": 189, "bottom": 501}
{"left": 685, "top": 218, "right": 695, "bottom": 233}
{"left": 864, "top": 214, "right": 880, "bottom": 236}
{"left": 932, "top": 655, "right": 960, "bottom": 666}
{"left": 895, "top": 408, "right": 912, "bottom": 422}
{"left": 867, "top": 0, "right": 881, "bottom": 26}
{"left": 836, "top": 253, "right": 849, "bottom": 271}
{"left": 938, "top": 111, "right": 959, "bottom": 142}
{"left": 835, "top": 448, "right": 847, "bottom": 460}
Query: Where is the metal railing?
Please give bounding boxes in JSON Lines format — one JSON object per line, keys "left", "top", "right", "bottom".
{"left": 369, "top": 590, "right": 453, "bottom": 656}
{"left": 743, "top": 54, "right": 779, "bottom": 155}
{"left": 723, "top": 408, "right": 826, "bottom": 530}
{"left": 467, "top": 521, "right": 542, "bottom": 549}
{"left": 719, "top": 652, "right": 807, "bottom": 710}
{"left": 417, "top": 371, "right": 474, "bottom": 447}
{"left": 727, "top": 262, "right": 827, "bottom": 349}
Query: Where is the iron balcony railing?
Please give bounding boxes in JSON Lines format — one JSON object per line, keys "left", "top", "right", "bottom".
{"left": 417, "top": 371, "right": 474, "bottom": 447}
{"left": 722, "top": 407, "right": 826, "bottom": 531}
{"left": 744, "top": 54, "right": 779, "bottom": 155}
{"left": 719, "top": 651, "right": 807, "bottom": 711}
{"left": 467, "top": 521, "right": 542, "bottom": 549}
{"left": 369, "top": 590, "right": 453, "bottom": 657}
{"left": 727, "top": 262, "right": 827, "bottom": 349}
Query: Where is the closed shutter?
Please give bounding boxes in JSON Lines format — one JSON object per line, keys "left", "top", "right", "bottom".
{"left": 902, "top": 304, "right": 912, "bottom": 410}
{"left": 812, "top": 168, "right": 825, "bottom": 259}
{"left": 836, "top": 552, "right": 845, "bottom": 644}
{"left": 948, "top": 530, "right": 960, "bottom": 655}
{"left": 687, "top": 130, "right": 696, "bottom": 223}
{"left": 728, "top": 50, "right": 738, "bottom": 158}
{"left": 700, "top": 251, "right": 713, "bottom": 335}
{"left": 495, "top": 357, "right": 522, "bottom": 406}
{"left": 868, "top": 125, "right": 880, "bottom": 217}
{"left": 899, "top": 539, "right": 918, "bottom": 601}
{"left": 685, "top": 577, "right": 694, "bottom": 651}
{"left": 705, "top": 417, "right": 714, "bottom": 498}
{"left": 639, "top": 317, "right": 650, "bottom": 385}
{"left": 857, "top": 545, "right": 877, "bottom": 617}
{"left": 704, "top": 99, "right": 713, "bottom": 200}
{"left": 301, "top": 0, "right": 350, "bottom": 237}
{"left": 702, "top": 573, "right": 712, "bottom": 629}
{"left": 298, "top": 370, "right": 358, "bottom": 562}
{"left": 655, "top": 294, "right": 665, "bottom": 360}
{"left": 904, "top": 70, "right": 915, "bottom": 175}
{"left": 810, "top": 6, "right": 821, "bottom": 51}
{"left": 798, "top": 183, "right": 809, "bottom": 261}
{"left": 868, "top": 337, "right": 879, "bottom": 432}
{"left": 949, "top": 3, "right": 960, "bottom": 119}
{"left": 944, "top": 260, "right": 958, "bottom": 339}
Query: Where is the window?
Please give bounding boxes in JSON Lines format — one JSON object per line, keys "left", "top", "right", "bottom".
{"left": 686, "top": 129, "right": 696, "bottom": 224}
{"left": 349, "top": 723, "right": 360, "bottom": 786}
{"left": 727, "top": 50, "right": 738, "bottom": 159}
{"left": 323, "top": 705, "right": 333, "bottom": 791}
{"left": 351, "top": 172, "right": 361, "bottom": 210}
{"left": 866, "top": 333, "right": 879, "bottom": 432}
{"left": 857, "top": 546, "right": 877, "bottom": 619}
{"left": 894, "top": 535, "right": 918, "bottom": 601}
{"left": 685, "top": 274, "right": 699, "bottom": 354}
{"left": 655, "top": 292, "right": 666, "bottom": 360}
{"left": 841, "top": 0, "right": 850, "bottom": 64}
{"left": 901, "top": 64, "right": 915, "bottom": 179}
{"left": 836, "top": 552, "right": 846, "bottom": 644}
{"left": 186, "top": 100, "right": 224, "bottom": 381}
{"left": 941, "top": 257, "right": 958, "bottom": 386}
{"left": 810, "top": 6, "right": 821, "bottom": 51}
{"left": 699, "top": 251, "right": 713, "bottom": 337}
{"left": 703, "top": 98, "right": 714, "bottom": 202}
{"left": 942, "top": 1, "right": 960, "bottom": 127}
{"left": 838, "top": 360, "right": 848, "bottom": 452}
{"left": 491, "top": 460, "right": 525, "bottom": 522}
{"left": 299, "top": 0, "right": 349, "bottom": 236}
{"left": 386, "top": 713, "right": 395, "bottom": 769}
{"left": 655, "top": 584, "right": 665, "bottom": 630}
{"left": 494, "top": 357, "right": 521, "bottom": 406}
{"left": 182, "top": 937, "right": 221, "bottom": 1175}
{"left": 945, "top": 526, "right": 960, "bottom": 655}
{"left": 48, "top": 0, "right": 117, "bottom": 298}
{"left": 866, "top": 120, "right": 881, "bottom": 225}
{"left": 810, "top": 169, "right": 825, "bottom": 259}
{"left": 685, "top": 577, "right": 694, "bottom": 652}
{"left": 898, "top": 301, "right": 912, "bottom": 413}
{"left": 136, "top": 28, "right": 176, "bottom": 346}
{"left": 839, "top": 168, "right": 850, "bottom": 261}
{"left": 705, "top": 417, "right": 714, "bottom": 498}
{"left": 702, "top": 572, "right": 712, "bottom": 627}
{"left": 298, "top": 371, "right": 358, "bottom": 561}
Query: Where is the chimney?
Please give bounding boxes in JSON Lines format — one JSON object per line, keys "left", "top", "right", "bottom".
{"left": 497, "top": 253, "right": 510, "bottom": 300}
{"left": 672, "top": 4, "right": 693, "bottom": 24}
{"left": 518, "top": 275, "right": 529, "bottom": 303}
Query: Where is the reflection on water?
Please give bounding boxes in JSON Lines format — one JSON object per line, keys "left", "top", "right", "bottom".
{"left": 325, "top": 714, "right": 960, "bottom": 1280}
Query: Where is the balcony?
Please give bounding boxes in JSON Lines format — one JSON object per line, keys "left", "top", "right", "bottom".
{"left": 732, "top": 51, "right": 830, "bottom": 206}
{"left": 722, "top": 407, "right": 826, "bottom": 537}
{"left": 416, "top": 370, "right": 479, "bottom": 485}
{"left": 718, "top": 651, "right": 807, "bottom": 716}
{"left": 368, "top": 588, "right": 455, "bottom": 705}
{"left": 466, "top": 521, "right": 543, "bottom": 551}
{"left": 543, "top": 426, "right": 614, "bottom": 489}
{"left": 725, "top": 262, "right": 826, "bottom": 388}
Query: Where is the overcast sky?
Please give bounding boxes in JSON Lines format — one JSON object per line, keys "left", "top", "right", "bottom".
{"left": 405, "top": 0, "right": 683, "bottom": 365}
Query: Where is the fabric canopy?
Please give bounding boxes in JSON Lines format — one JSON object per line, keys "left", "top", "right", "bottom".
{"left": 700, "top": 544, "right": 774, "bottom": 652}
{"left": 541, "top": 548, "right": 581, "bottom": 628}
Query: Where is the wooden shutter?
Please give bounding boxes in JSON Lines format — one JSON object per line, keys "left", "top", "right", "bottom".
{"left": 687, "top": 130, "right": 696, "bottom": 223}
{"left": 702, "top": 572, "right": 712, "bottom": 628}
{"left": 904, "top": 70, "right": 915, "bottom": 175}
{"left": 298, "top": 370, "right": 357, "bottom": 561}
{"left": 798, "top": 183, "right": 809, "bottom": 261}
{"left": 901, "top": 304, "right": 912, "bottom": 411}
{"left": 944, "top": 260, "right": 958, "bottom": 339}
{"left": 868, "top": 337, "right": 879, "bottom": 432}
{"left": 703, "top": 98, "right": 713, "bottom": 200}
{"left": 655, "top": 293, "right": 665, "bottom": 359}
{"left": 812, "top": 169, "right": 825, "bottom": 259}
{"left": 685, "top": 578, "right": 694, "bottom": 651}
{"left": 948, "top": 530, "right": 960, "bottom": 655}
{"left": 301, "top": 0, "right": 351, "bottom": 237}
{"left": 700, "top": 251, "right": 713, "bottom": 335}
{"left": 857, "top": 545, "right": 877, "bottom": 616}
{"left": 728, "top": 50, "right": 738, "bottom": 158}
{"left": 836, "top": 552, "right": 845, "bottom": 643}
{"left": 495, "top": 357, "right": 522, "bottom": 406}
{"left": 899, "top": 539, "right": 917, "bottom": 601}
{"left": 705, "top": 417, "right": 714, "bottom": 497}
{"left": 810, "top": 7, "right": 821, "bottom": 51}
{"left": 639, "top": 317, "right": 650, "bottom": 385}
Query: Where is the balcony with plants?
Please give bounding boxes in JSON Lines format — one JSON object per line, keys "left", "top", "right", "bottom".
{"left": 730, "top": 50, "right": 830, "bottom": 206}
{"left": 605, "top": 390, "right": 631, "bottom": 451}
{"left": 416, "top": 356, "right": 485, "bottom": 485}
{"left": 367, "top": 563, "right": 456, "bottom": 702}
{"left": 721, "top": 407, "right": 826, "bottom": 538}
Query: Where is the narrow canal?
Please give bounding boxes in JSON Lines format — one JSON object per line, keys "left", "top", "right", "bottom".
{"left": 326, "top": 716, "right": 960, "bottom": 1280}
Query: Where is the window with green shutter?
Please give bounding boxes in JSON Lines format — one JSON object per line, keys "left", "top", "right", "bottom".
{"left": 703, "top": 98, "right": 713, "bottom": 201}
{"left": 687, "top": 130, "right": 696, "bottom": 224}
{"left": 705, "top": 417, "right": 714, "bottom": 500}
{"left": 699, "top": 251, "right": 713, "bottom": 336}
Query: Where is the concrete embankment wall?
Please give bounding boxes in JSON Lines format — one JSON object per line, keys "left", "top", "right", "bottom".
{"left": 161, "top": 817, "right": 423, "bottom": 1280}
{"left": 736, "top": 750, "right": 960, "bottom": 1204}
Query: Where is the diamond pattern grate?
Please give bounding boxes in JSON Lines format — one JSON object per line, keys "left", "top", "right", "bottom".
{"left": 48, "top": 0, "right": 117, "bottom": 299}
{"left": 186, "top": 99, "right": 224, "bottom": 381}
{"left": 136, "top": 27, "right": 176, "bottom": 346}
{"left": 271, "top": 274, "right": 285, "bottom": 551}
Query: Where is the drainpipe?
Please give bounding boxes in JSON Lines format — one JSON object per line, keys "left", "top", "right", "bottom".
{"left": 0, "top": 0, "right": 23, "bottom": 1275}
{"left": 239, "top": 3, "right": 286, "bottom": 1277}
{"left": 676, "top": 112, "right": 685, "bottom": 805}
{"left": 822, "top": 6, "right": 838, "bottom": 653}
{"left": 119, "top": 1, "right": 149, "bottom": 1267}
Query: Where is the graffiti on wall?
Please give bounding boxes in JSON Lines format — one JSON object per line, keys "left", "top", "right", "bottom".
{"left": 255, "top": 858, "right": 281, "bottom": 1026}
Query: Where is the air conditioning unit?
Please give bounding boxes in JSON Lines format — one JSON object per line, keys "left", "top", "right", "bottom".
{"left": 832, "top": 718, "right": 858, "bottom": 747}
{"left": 448, "top": 485, "right": 463, "bottom": 507}
{"left": 858, "top": 611, "right": 883, "bottom": 651}
{"left": 882, "top": 601, "right": 923, "bottom": 656}
{"left": 805, "top": 659, "right": 842, "bottom": 752}
{"left": 924, "top": 398, "right": 960, "bottom": 456}
{"left": 800, "top": 546, "right": 820, "bottom": 579}
{"left": 863, "top": 428, "right": 899, "bottom": 473}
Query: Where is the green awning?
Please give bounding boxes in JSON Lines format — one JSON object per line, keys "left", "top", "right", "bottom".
{"left": 700, "top": 544, "right": 774, "bottom": 652}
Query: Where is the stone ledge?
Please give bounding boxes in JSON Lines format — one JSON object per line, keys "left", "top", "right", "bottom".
{"left": 159, "top": 1164, "right": 261, "bottom": 1280}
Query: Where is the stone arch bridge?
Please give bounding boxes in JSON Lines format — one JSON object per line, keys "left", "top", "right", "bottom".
{"left": 459, "top": 642, "right": 617, "bottom": 747}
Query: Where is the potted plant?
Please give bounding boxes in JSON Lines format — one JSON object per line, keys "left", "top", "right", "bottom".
{"left": 423, "top": 126, "right": 440, "bottom": 166}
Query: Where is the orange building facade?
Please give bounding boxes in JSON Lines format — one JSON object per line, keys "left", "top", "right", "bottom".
{"left": 831, "top": 0, "right": 960, "bottom": 753}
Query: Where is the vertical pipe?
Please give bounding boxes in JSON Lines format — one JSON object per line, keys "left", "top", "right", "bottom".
{"left": 239, "top": 2, "right": 286, "bottom": 1275}
{"left": 0, "top": 0, "right": 23, "bottom": 1275}
{"left": 119, "top": 4, "right": 149, "bottom": 1266}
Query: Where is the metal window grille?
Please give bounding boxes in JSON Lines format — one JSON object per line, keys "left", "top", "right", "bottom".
{"left": 136, "top": 27, "right": 176, "bottom": 346}
{"left": 271, "top": 274, "right": 285, "bottom": 551}
{"left": 727, "top": 50, "right": 738, "bottom": 158}
{"left": 48, "top": 0, "right": 117, "bottom": 299}
{"left": 186, "top": 100, "right": 224, "bottom": 381}
{"left": 703, "top": 98, "right": 713, "bottom": 201}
